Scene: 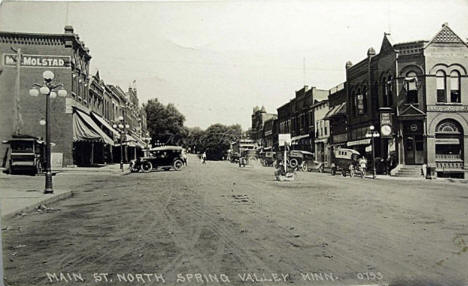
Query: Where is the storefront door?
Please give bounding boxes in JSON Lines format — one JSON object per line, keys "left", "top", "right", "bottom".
{"left": 405, "top": 135, "right": 424, "bottom": 165}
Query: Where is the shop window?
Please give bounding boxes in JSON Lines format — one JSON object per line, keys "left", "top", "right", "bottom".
{"left": 405, "top": 72, "right": 418, "bottom": 104}
{"left": 450, "top": 71, "right": 461, "bottom": 103}
{"left": 436, "top": 70, "right": 446, "bottom": 103}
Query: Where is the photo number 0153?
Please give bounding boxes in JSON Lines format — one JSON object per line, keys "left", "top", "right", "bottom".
{"left": 0, "top": 1, "right": 468, "bottom": 286}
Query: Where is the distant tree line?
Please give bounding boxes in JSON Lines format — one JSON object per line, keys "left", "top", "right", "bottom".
{"left": 144, "top": 99, "right": 243, "bottom": 160}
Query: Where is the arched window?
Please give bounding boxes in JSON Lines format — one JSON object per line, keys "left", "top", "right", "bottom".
{"left": 405, "top": 72, "right": 418, "bottom": 104}
{"left": 361, "top": 87, "right": 367, "bottom": 114}
{"left": 450, "top": 71, "right": 461, "bottom": 103}
{"left": 383, "top": 76, "right": 393, "bottom": 107}
{"left": 436, "top": 70, "right": 446, "bottom": 103}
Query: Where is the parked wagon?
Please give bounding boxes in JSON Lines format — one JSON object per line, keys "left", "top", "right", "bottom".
{"left": 2, "top": 135, "right": 45, "bottom": 175}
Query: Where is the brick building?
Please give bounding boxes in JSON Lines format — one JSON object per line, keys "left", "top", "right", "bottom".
{"left": 345, "top": 24, "right": 468, "bottom": 178}
{"left": 251, "top": 106, "right": 276, "bottom": 147}
{"left": 0, "top": 26, "right": 147, "bottom": 167}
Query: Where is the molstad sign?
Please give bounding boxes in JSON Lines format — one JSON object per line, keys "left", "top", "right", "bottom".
{"left": 3, "top": 54, "right": 71, "bottom": 68}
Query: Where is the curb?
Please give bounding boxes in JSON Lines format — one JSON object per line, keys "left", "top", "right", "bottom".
{"left": 2, "top": 190, "right": 74, "bottom": 221}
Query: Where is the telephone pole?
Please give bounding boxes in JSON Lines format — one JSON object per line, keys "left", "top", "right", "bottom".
{"left": 11, "top": 47, "right": 24, "bottom": 135}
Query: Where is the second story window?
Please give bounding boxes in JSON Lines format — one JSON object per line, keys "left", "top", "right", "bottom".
{"left": 450, "top": 70, "right": 461, "bottom": 103}
{"left": 405, "top": 71, "right": 418, "bottom": 104}
{"left": 383, "top": 77, "right": 393, "bottom": 107}
{"left": 436, "top": 70, "right": 447, "bottom": 103}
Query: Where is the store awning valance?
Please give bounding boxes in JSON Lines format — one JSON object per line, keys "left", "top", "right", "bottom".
{"left": 435, "top": 138, "right": 460, "bottom": 145}
{"left": 90, "top": 112, "right": 120, "bottom": 138}
{"left": 74, "top": 109, "right": 114, "bottom": 145}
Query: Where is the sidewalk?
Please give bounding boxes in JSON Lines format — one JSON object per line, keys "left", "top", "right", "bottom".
{"left": 55, "top": 163, "right": 129, "bottom": 173}
{"left": 1, "top": 187, "right": 72, "bottom": 220}
{"left": 0, "top": 163, "right": 130, "bottom": 220}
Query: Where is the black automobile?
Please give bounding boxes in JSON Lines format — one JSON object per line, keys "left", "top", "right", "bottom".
{"left": 130, "top": 146, "right": 186, "bottom": 172}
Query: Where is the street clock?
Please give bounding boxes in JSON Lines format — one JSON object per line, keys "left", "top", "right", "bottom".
{"left": 379, "top": 108, "right": 393, "bottom": 138}
{"left": 381, "top": 125, "right": 392, "bottom": 136}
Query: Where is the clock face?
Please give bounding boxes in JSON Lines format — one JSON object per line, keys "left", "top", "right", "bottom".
{"left": 381, "top": 125, "right": 392, "bottom": 136}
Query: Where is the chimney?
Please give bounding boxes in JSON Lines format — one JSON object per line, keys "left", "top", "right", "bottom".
{"left": 64, "top": 25, "right": 74, "bottom": 34}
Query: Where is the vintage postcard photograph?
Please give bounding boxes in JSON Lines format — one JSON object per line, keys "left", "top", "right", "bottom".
{"left": 0, "top": 0, "right": 467, "bottom": 285}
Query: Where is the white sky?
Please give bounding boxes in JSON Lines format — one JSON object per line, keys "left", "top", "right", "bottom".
{"left": 1, "top": 0, "right": 467, "bottom": 129}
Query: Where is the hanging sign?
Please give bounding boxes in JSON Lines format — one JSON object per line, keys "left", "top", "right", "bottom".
{"left": 278, "top": 134, "right": 291, "bottom": 147}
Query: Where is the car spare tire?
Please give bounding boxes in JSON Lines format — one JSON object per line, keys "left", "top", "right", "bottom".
{"left": 289, "top": 158, "right": 299, "bottom": 168}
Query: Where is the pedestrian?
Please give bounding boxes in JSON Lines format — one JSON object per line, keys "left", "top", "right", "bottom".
{"left": 202, "top": 152, "right": 207, "bottom": 164}
{"left": 358, "top": 156, "right": 367, "bottom": 176}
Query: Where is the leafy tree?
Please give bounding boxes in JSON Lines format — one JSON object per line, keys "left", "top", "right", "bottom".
{"left": 201, "top": 123, "right": 242, "bottom": 160}
{"left": 144, "top": 99, "right": 186, "bottom": 145}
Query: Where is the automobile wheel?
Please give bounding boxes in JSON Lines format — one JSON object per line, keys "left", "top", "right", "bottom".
{"left": 173, "top": 159, "right": 184, "bottom": 171}
{"left": 289, "top": 158, "right": 299, "bottom": 168}
{"left": 141, "top": 161, "right": 153, "bottom": 173}
{"left": 301, "top": 163, "right": 308, "bottom": 172}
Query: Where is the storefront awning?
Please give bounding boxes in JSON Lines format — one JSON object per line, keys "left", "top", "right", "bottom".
{"left": 291, "top": 134, "right": 310, "bottom": 141}
{"left": 324, "top": 102, "right": 346, "bottom": 119}
{"left": 73, "top": 112, "right": 102, "bottom": 143}
{"left": 90, "top": 112, "right": 120, "bottom": 138}
{"left": 347, "top": 138, "right": 371, "bottom": 147}
{"left": 74, "top": 109, "right": 114, "bottom": 145}
{"left": 435, "top": 138, "right": 460, "bottom": 145}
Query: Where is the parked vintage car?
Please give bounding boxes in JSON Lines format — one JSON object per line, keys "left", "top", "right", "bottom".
{"left": 2, "top": 135, "right": 45, "bottom": 175}
{"left": 260, "top": 151, "right": 276, "bottom": 167}
{"left": 288, "top": 150, "right": 324, "bottom": 172}
{"left": 130, "top": 146, "right": 186, "bottom": 172}
{"left": 330, "top": 148, "right": 361, "bottom": 177}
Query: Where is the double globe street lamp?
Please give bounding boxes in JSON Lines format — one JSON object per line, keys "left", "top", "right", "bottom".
{"left": 29, "top": 70, "right": 67, "bottom": 194}
{"left": 368, "top": 125, "right": 379, "bottom": 179}
{"left": 113, "top": 116, "right": 129, "bottom": 172}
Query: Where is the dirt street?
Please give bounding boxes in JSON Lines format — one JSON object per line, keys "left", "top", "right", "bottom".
{"left": 3, "top": 157, "right": 468, "bottom": 286}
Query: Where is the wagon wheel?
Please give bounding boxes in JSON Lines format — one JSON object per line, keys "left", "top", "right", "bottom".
{"left": 141, "top": 161, "right": 153, "bottom": 172}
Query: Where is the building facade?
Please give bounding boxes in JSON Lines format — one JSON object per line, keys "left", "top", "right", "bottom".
{"left": 313, "top": 99, "right": 330, "bottom": 166}
{"left": 0, "top": 26, "right": 148, "bottom": 167}
{"left": 344, "top": 24, "right": 468, "bottom": 178}
{"left": 251, "top": 106, "right": 276, "bottom": 147}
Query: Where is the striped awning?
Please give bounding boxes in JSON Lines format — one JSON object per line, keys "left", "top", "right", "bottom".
{"left": 73, "top": 109, "right": 114, "bottom": 145}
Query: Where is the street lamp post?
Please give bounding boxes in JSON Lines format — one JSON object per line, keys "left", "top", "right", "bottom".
{"left": 29, "top": 71, "right": 67, "bottom": 194}
{"left": 113, "top": 116, "right": 129, "bottom": 172}
{"left": 369, "top": 125, "right": 376, "bottom": 179}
